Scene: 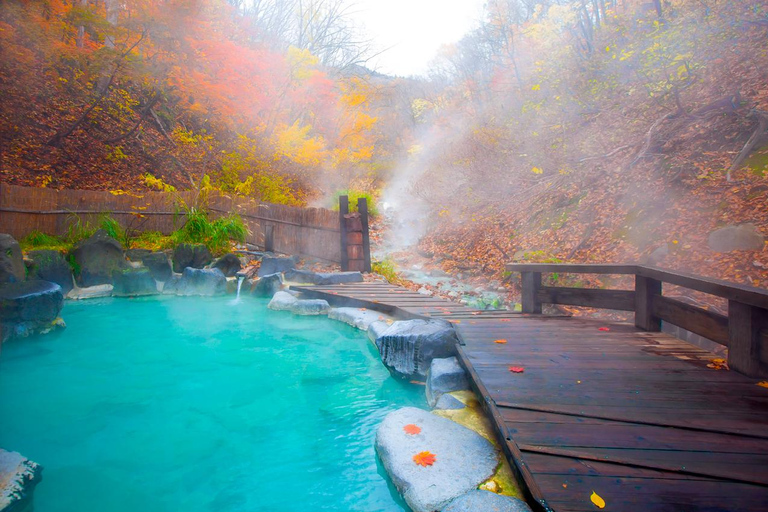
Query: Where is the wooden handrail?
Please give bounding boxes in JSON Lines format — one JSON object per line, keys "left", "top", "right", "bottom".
{"left": 505, "top": 263, "right": 768, "bottom": 378}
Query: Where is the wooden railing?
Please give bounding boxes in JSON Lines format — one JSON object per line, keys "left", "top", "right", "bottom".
{"left": 506, "top": 264, "right": 768, "bottom": 378}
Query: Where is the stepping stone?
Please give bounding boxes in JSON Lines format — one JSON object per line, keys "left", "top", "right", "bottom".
{"left": 329, "top": 307, "right": 386, "bottom": 330}
{"left": 375, "top": 407, "right": 497, "bottom": 512}
{"left": 268, "top": 291, "right": 298, "bottom": 311}
{"left": 435, "top": 394, "right": 466, "bottom": 410}
{"left": 426, "top": 357, "right": 469, "bottom": 407}
{"left": 290, "top": 299, "right": 330, "bottom": 315}
{"left": 442, "top": 490, "right": 532, "bottom": 512}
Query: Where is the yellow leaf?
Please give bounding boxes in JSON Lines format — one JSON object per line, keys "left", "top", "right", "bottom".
{"left": 591, "top": 491, "right": 606, "bottom": 509}
{"left": 531, "top": 84, "right": 541, "bottom": 91}
{"left": 757, "top": 381, "right": 768, "bottom": 388}
{"left": 531, "top": 167, "right": 543, "bottom": 175}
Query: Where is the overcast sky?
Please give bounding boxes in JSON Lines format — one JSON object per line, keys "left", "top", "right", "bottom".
{"left": 349, "top": 0, "right": 486, "bottom": 77}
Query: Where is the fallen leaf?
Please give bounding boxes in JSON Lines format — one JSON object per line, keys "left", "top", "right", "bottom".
{"left": 562, "top": 483, "right": 568, "bottom": 489}
{"left": 598, "top": 327, "right": 610, "bottom": 331}
{"left": 449, "top": 319, "right": 461, "bottom": 324}
{"left": 413, "top": 451, "right": 437, "bottom": 467}
{"left": 359, "top": 308, "right": 367, "bottom": 311}
{"left": 494, "top": 339, "right": 508, "bottom": 344}
{"left": 403, "top": 424, "right": 422, "bottom": 435}
{"left": 509, "top": 366, "right": 525, "bottom": 373}
{"left": 471, "top": 311, "right": 482, "bottom": 315}
{"left": 590, "top": 491, "right": 606, "bottom": 509}
{"left": 757, "top": 381, "right": 768, "bottom": 388}
{"left": 500, "top": 319, "right": 511, "bottom": 322}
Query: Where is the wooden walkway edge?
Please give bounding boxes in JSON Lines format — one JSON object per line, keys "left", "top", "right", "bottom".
{"left": 291, "top": 281, "right": 768, "bottom": 512}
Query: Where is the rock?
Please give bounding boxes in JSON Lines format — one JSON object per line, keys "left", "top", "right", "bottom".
{"left": 329, "top": 307, "right": 387, "bottom": 330}
{"left": 69, "top": 230, "right": 126, "bottom": 287}
{"left": 375, "top": 407, "right": 498, "bottom": 512}
{"left": 112, "top": 268, "right": 158, "bottom": 297}
{"left": 251, "top": 272, "right": 283, "bottom": 298}
{"left": 0, "top": 235, "right": 24, "bottom": 284}
{"left": 283, "top": 269, "right": 320, "bottom": 284}
{"left": 162, "top": 274, "right": 181, "bottom": 295}
{"left": 212, "top": 253, "right": 242, "bottom": 277}
{"left": 26, "top": 250, "right": 74, "bottom": 295}
{"left": 141, "top": 252, "right": 172, "bottom": 282}
{"left": 268, "top": 291, "right": 299, "bottom": 311}
{"left": 434, "top": 394, "right": 466, "bottom": 410}
{"left": 67, "top": 284, "right": 113, "bottom": 300}
{"left": 290, "top": 299, "right": 330, "bottom": 315}
{"left": 125, "top": 248, "right": 152, "bottom": 261}
{"left": 708, "top": 224, "right": 765, "bottom": 252}
{"left": 257, "top": 256, "right": 296, "bottom": 277}
{"left": 0, "top": 281, "right": 64, "bottom": 342}
{"left": 376, "top": 319, "right": 459, "bottom": 380}
{"left": 442, "top": 490, "right": 532, "bottom": 512}
{"left": 367, "top": 320, "right": 391, "bottom": 344}
{"left": 315, "top": 272, "right": 364, "bottom": 285}
{"left": 643, "top": 244, "right": 669, "bottom": 265}
{"left": 175, "top": 268, "right": 226, "bottom": 296}
{"left": 0, "top": 449, "right": 43, "bottom": 512}
{"left": 172, "top": 243, "right": 212, "bottom": 273}
{"left": 418, "top": 287, "right": 433, "bottom": 296}
{"left": 426, "top": 357, "right": 469, "bottom": 407}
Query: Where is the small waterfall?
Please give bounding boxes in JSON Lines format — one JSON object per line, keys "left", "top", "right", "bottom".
{"left": 236, "top": 275, "right": 244, "bottom": 300}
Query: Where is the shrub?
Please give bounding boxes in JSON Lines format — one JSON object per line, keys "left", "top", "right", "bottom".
{"left": 20, "top": 231, "right": 69, "bottom": 251}
{"left": 371, "top": 257, "right": 402, "bottom": 284}
{"left": 171, "top": 207, "right": 247, "bottom": 255}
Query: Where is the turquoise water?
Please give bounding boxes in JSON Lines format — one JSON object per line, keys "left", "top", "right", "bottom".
{"left": 0, "top": 296, "right": 424, "bottom": 512}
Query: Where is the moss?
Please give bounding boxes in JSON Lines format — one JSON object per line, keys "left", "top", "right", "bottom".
{"left": 743, "top": 144, "right": 768, "bottom": 177}
{"left": 433, "top": 391, "right": 524, "bottom": 499}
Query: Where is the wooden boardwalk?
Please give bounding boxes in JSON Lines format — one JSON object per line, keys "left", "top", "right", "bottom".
{"left": 292, "top": 280, "right": 768, "bottom": 512}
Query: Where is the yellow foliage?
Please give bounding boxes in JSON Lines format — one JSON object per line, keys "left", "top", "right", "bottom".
{"left": 287, "top": 46, "right": 319, "bottom": 81}
{"left": 274, "top": 121, "right": 327, "bottom": 167}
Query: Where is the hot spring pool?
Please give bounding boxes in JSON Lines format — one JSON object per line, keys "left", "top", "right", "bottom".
{"left": 0, "top": 295, "right": 425, "bottom": 511}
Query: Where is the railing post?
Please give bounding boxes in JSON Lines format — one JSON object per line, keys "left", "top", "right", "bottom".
{"left": 727, "top": 301, "right": 768, "bottom": 377}
{"left": 635, "top": 275, "right": 662, "bottom": 331}
{"left": 357, "top": 197, "right": 372, "bottom": 273}
{"left": 338, "top": 195, "right": 349, "bottom": 271}
{"left": 521, "top": 271, "right": 542, "bottom": 314}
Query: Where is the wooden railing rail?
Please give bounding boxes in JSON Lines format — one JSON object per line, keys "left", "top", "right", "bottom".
{"left": 506, "top": 263, "right": 768, "bottom": 378}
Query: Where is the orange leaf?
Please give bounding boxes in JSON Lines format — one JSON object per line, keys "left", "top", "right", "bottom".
{"left": 403, "top": 424, "right": 421, "bottom": 435}
{"left": 471, "top": 311, "right": 482, "bottom": 315}
{"left": 494, "top": 339, "right": 508, "bottom": 344}
{"left": 757, "top": 381, "right": 768, "bottom": 388}
{"left": 509, "top": 366, "right": 525, "bottom": 373}
{"left": 449, "top": 319, "right": 461, "bottom": 324}
{"left": 590, "top": 491, "right": 606, "bottom": 509}
{"left": 500, "top": 319, "right": 511, "bottom": 322}
{"left": 413, "top": 451, "right": 437, "bottom": 467}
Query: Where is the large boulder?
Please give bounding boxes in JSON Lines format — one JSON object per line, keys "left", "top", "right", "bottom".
{"left": 125, "top": 248, "right": 152, "bottom": 262}
{"left": 0, "top": 449, "right": 42, "bottom": 512}
{"left": 257, "top": 256, "right": 296, "bottom": 277}
{"left": 442, "top": 490, "right": 532, "bottom": 512}
{"left": 69, "top": 230, "right": 126, "bottom": 287}
{"left": 268, "top": 291, "right": 299, "bottom": 311}
{"left": 141, "top": 252, "right": 172, "bottom": 282}
{"left": 0, "top": 234, "right": 24, "bottom": 284}
{"left": 26, "top": 250, "right": 74, "bottom": 295}
{"left": 0, "top": 281, "right": 64, "bottom": 342}
{"left": 290, "top": 299, "right": 330, "bottom": 315}
{"left": 708, "top": 224, "right": 765, "bottom": 252}
{"left": 172, "top": 244, "right": 212, "bottom": 273}
{"left": 376, "top": 319, "right": 459, "bottom": 380}
{"left": 375, "top": 407, "right": 498, "bottom": 512}
{"left": 112, "top": 268, "right": 158, "bottom": 297}
{"left": 283, "top": 269, "right": 364, "bottom": 285}
{"left": 426, "top": 357, "right": 470, "bottom": 408}
{"left": 367, "top": 320, "right": 391, "bottom": 344}
{"left": 174, "top": 267, "right": 226, "bottom": 296}
{"left": 212, "top": 253, "right": 242, "bottom": 277}
{"left": 251, "top": 272, "right": 283, "bottom": 298}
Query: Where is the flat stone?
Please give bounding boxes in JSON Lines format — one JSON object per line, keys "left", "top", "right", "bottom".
{"left": 0, "top": 449, "right": 42, "bottom": 512}
{"left": 283, "top": 269, "right": 320, "bottom": 284}
{"left": 708, "top": 224, "right": 765, "bottom": 252}
{"left": 290, "top": 299, "right": 330, "bottom": 315}
{"left": 125, "top": 248, "right": 152, "bottom": 261}
{"left": 367, "top": 320, "right": 391, "bottom": 344}
{"left": 268, "top": 291, "right": 299, "bottom": 311}
{"left": 141, "top": 252, "right": 172, "bottom": 282}
{"left": 329, "top": 307, "right": 387, "bottom": 330}
{"left": 257, "top": 256, "right": 296, "bottom": 277}
{"left": 442, "top": 490, "right": 532, "bottom": 512}
{"left": 112, "top": 268, "right": 158, "bottom": 297}
{"left": 426, "top": 357, "right": 469, "bottom": 407}
{"left": 375, "top": 407, "right": 498, "bottom": 512}
{"left": 376, "top": 320, "right": 459, "bottom": 380}
{"left": 0, "top": 234, "right": 24, "bottom": 284}
{"left": 26, "top": 250, "right": 74, "bottom": 295}
{"left": 67, "top": 284, "right": 113, "bottom": 300}
{"left": 314, "top": 272, "right": 364, "bottom": 285}
{"left": 251, "top": 272, "right": 283, "bottom": 298}
{"left": 434, "top": 394, "right": 466, "bottom": 410}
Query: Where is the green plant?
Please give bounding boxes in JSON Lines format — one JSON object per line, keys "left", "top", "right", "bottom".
{"left": 372, "top": 257, "right": 401, "bottom": 284}
{"left": 64, "top": 214, "right": 96, "bottom": 244}
{"left": 132, "top": 231, "right": 173, "bottom": 251}
{"left": 331, "top": 189, "right": 379, "bottom": 217}
{"left": 170, "top": 207, "right": 247, "bottom": 255}
{"left": 99, "top": 214, "right": 124, "bottom": 243}
{"left": 20, "top": 231, "right": 69, "bottom": 251}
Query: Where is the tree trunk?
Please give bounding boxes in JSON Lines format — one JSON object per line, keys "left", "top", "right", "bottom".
{"left": 76, "top": 0, "right": 87, "bottom": 48}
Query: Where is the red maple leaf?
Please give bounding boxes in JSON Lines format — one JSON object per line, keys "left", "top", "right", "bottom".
{"left": 509, "top": 366, "right": 525, "bottom": 373}
{"left": 403, "top": 424, "right": 422, "bottom": 435}
{"left": 413, "top": 451, "right": 437, "bottom": 467}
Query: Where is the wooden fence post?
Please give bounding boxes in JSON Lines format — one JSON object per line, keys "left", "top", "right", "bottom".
{"left": 358, "top": 197, "right": 372, "bottom": 273}
{"left": 339, "top": 195, "right": 349, "bottom": 271}
{"left": 264, "top": 225, "right": 274, "bottom": 253}
{"left": 521, "top": 271, "right": 542, "bottom": 314}
{"left": 635, "top": 275, "right": 662, "bottom": 331}
{"left": 727, "top": 301, "right": 768, "bottom": 377}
